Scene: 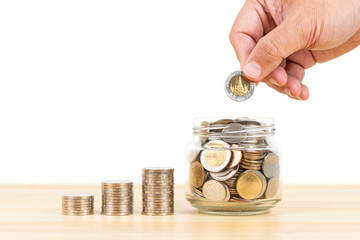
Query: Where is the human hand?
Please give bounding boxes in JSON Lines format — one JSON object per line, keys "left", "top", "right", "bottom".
{"left": 230, "top": 0, "right": 360, "bottom": 100}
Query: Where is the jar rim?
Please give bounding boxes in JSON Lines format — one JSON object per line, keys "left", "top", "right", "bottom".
{"left": 192, "top": 117, "right": 276, "bottom": 147}
{"left": 193, "top": 117, "right": 274, "bottom": 126}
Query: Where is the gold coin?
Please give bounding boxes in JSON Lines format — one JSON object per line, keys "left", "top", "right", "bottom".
{"left": 205, "top": 150, "right": 226, "bottom": 167}
{"left": 202, "top": 180, "right": 227, "bottom": 201}
{"left": 189, "top": 161, "right": 207, "bottom": 188}
{"left": 236, "top": 170, "right": 266, "bottom": 200}
{"left": 229, "top": 75, "right": 250, "bottom": 96}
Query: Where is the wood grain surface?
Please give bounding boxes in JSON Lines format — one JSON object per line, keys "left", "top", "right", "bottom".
{"left": 0, "top": 184, "right": 359, "bottom": 239}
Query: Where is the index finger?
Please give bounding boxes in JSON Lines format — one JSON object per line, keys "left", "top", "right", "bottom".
{"left": 229, "top": 0, "right": 270, "bottom": 68}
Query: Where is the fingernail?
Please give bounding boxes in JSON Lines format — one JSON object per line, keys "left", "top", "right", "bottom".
{"left": 269, "top": 78, "right": 279, "bottom": 86}
{"left": 284, "top": 88, "right": 293, "bottom": 97}
{"left": 244, "top": 61, "right": 262, "bottom": 79}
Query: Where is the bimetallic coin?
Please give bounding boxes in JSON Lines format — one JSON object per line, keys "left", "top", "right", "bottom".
{"left": 265, "top": 177, "right": 280, "bottom": 198}
{"left": 202, "top": 180, "right": 228, "bottom": 201}
{"left": 189, "top": 161, "right": 207, "bottom": 188}
{"left": 262, "top": 152, "right": 280, "bottom": 178}
{"left": 236, "top": 170, "right": 267, "bottom": 200}
{"left": 200, "top": 140, "right": 231, "bottom": 172}
{"left": 225, "top": 71, "right": 255, "bottom": 102}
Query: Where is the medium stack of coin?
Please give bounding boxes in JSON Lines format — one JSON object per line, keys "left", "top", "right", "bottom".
{"left": 62, "top": 193, "right": 94, "bottom": 216}
{"left": 101, "top": 180, "right": 133, "bottom": 216}
{"left": 142, "top": 167, "right": 174, "bottom": 216}
{"left": 189, "top": 117, "right": 281, "bottom": 202}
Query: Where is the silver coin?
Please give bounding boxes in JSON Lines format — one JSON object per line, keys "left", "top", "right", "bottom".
{"left": 209, "top": 164, "right": 240, "bottom": 182}
{"left": 265, "top": 177, "right": 280, "bottom": 198}
{"left": 224, "top": 70, "right": 255, "bottom": 102}
{"left": 262, "top": 152, "right": 280, "bottom": 178}
{"left": 221, "top": 123, "right": 248, "bottom": 144}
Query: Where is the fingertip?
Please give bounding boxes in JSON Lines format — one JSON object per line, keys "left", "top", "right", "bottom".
{"left": 270, "top": 67, "right": 287, "bottom": 86}
{"left": 286, "top": 76, "right": 302, "bottom": 98}
{"left": 300, "top": 84, "right": 310, "bottom": 100}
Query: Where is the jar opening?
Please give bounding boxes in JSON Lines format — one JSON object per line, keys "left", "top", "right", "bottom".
{"left": 192, "top": 117, "right": 275, "bottom": 149}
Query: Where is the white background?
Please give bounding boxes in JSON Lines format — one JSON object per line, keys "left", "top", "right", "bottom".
{"left": 0, "top": 0, "right": 359, "bottom": 184}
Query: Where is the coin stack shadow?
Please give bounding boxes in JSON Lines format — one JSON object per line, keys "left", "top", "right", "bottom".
{"left": 62, "top": 193, "right": 94, "bottom": 216}
{"left": 101, "top": 180, "right": 133, "bottom": 216}
{"left": 142, "top": 167, "right": 174, "bottom": 216}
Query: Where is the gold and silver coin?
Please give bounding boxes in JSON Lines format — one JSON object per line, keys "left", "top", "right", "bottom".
{"left": 142, "top": 167, "right": 174, "bottom": 216}
{"left": 62, "top": 193, "right": 94, "bottom": 216}
{"left": 101, "top": 180, "right": 133, "bottom": 216}
{"left": 224, "top": 71, "right": 255, "bottom": 102}
{"left": 200, "top": 140, "right": 231, "bottom": 172}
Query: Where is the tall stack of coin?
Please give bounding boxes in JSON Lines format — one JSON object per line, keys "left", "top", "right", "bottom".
{"left": 101, "top": 180, "right": 133, "bottom": 216}
{"left": 142, "top": 167, "right": 174, "bottom": 216}
{"left": 62, "top": 193, "right": 94, "bottom": 216}
{"left": 189, "top": 117, "right": 281, "bottom": 203}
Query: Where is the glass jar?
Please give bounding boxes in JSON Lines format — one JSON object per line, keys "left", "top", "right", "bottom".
{"left": 185, "top": 117, "right": 282, "bottom": 215}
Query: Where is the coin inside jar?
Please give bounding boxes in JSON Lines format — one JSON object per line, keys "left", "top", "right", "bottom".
{"left": 221, "top": 123, "right": 248, "bottom": 144}
{"left": 209, "top": 164, "right": 239, "bottom": 181}
{"left": 227, "top": 144, "right": 242, "bottom": 168}
{"left": 224, "top": 71, "right": 255, "bottom": 102}
{"left": 202, "top": 180, "right": 229, "bottom": 202}
{"left": 236, "top": 170, "right": 267, "bottom": 200}
{"left": 265, "top": 177, "right": 280, "bottom": 198}
{"left": 200, "top": 140, "right": 231, "bottom": 172}
{"left": 189, "top": 161, "right": 207, "bottom": 188}
{"left": 262, "top": 152, "right": 280, "bottom": 178}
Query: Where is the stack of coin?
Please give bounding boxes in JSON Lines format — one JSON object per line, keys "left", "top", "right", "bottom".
{"left": 62, "top": 193, "right": 94, "bottom": 216}
{"left": 240, "top": 150, "right": 267, "bottom": 171}
{"left": 101, "top": 180, "right": 133, "bottom": 216}
{"left": 142, "top": 167, "right": 174, "bottom": 216}
{"left": 189, "top": 117, "right": 281, "bottom": 202}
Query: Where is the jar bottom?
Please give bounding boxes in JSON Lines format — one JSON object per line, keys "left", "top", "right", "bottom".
{"left": 198, "top": 209, "right": 269, "bottom": 216}
{"left": 186, "top": 195, "right": 281, "bottom": 216}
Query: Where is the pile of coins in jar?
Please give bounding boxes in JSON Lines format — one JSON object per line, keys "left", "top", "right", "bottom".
{"left": 188, "top": 118, "right": 280, "bottom": 203}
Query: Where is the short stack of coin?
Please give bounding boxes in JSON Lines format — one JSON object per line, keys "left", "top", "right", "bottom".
{"left": 101, "top": 180, "right": 133, "bottom": 216}
{"left": 62, "top": 193, "right": 94, "bottom": 216}
{"left": 142, "top": 167, "right": 174, "bottom": 216}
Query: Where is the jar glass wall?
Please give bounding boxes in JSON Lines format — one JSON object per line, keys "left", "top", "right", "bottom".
{"left": 185, "top": 117, "right": 282, "bottom": 215}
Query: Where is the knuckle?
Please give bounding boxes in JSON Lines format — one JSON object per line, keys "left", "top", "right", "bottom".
{"left": 257, "top": 38, "right": 282, "bottom": 59}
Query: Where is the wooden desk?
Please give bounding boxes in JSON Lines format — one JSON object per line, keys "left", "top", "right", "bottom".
{"left": 0, "top": 184, "right": 359, "bottom": 239}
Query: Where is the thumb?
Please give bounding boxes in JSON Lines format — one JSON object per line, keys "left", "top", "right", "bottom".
{"left": 243, "top": 18, "right": 304, "bottom": 81}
